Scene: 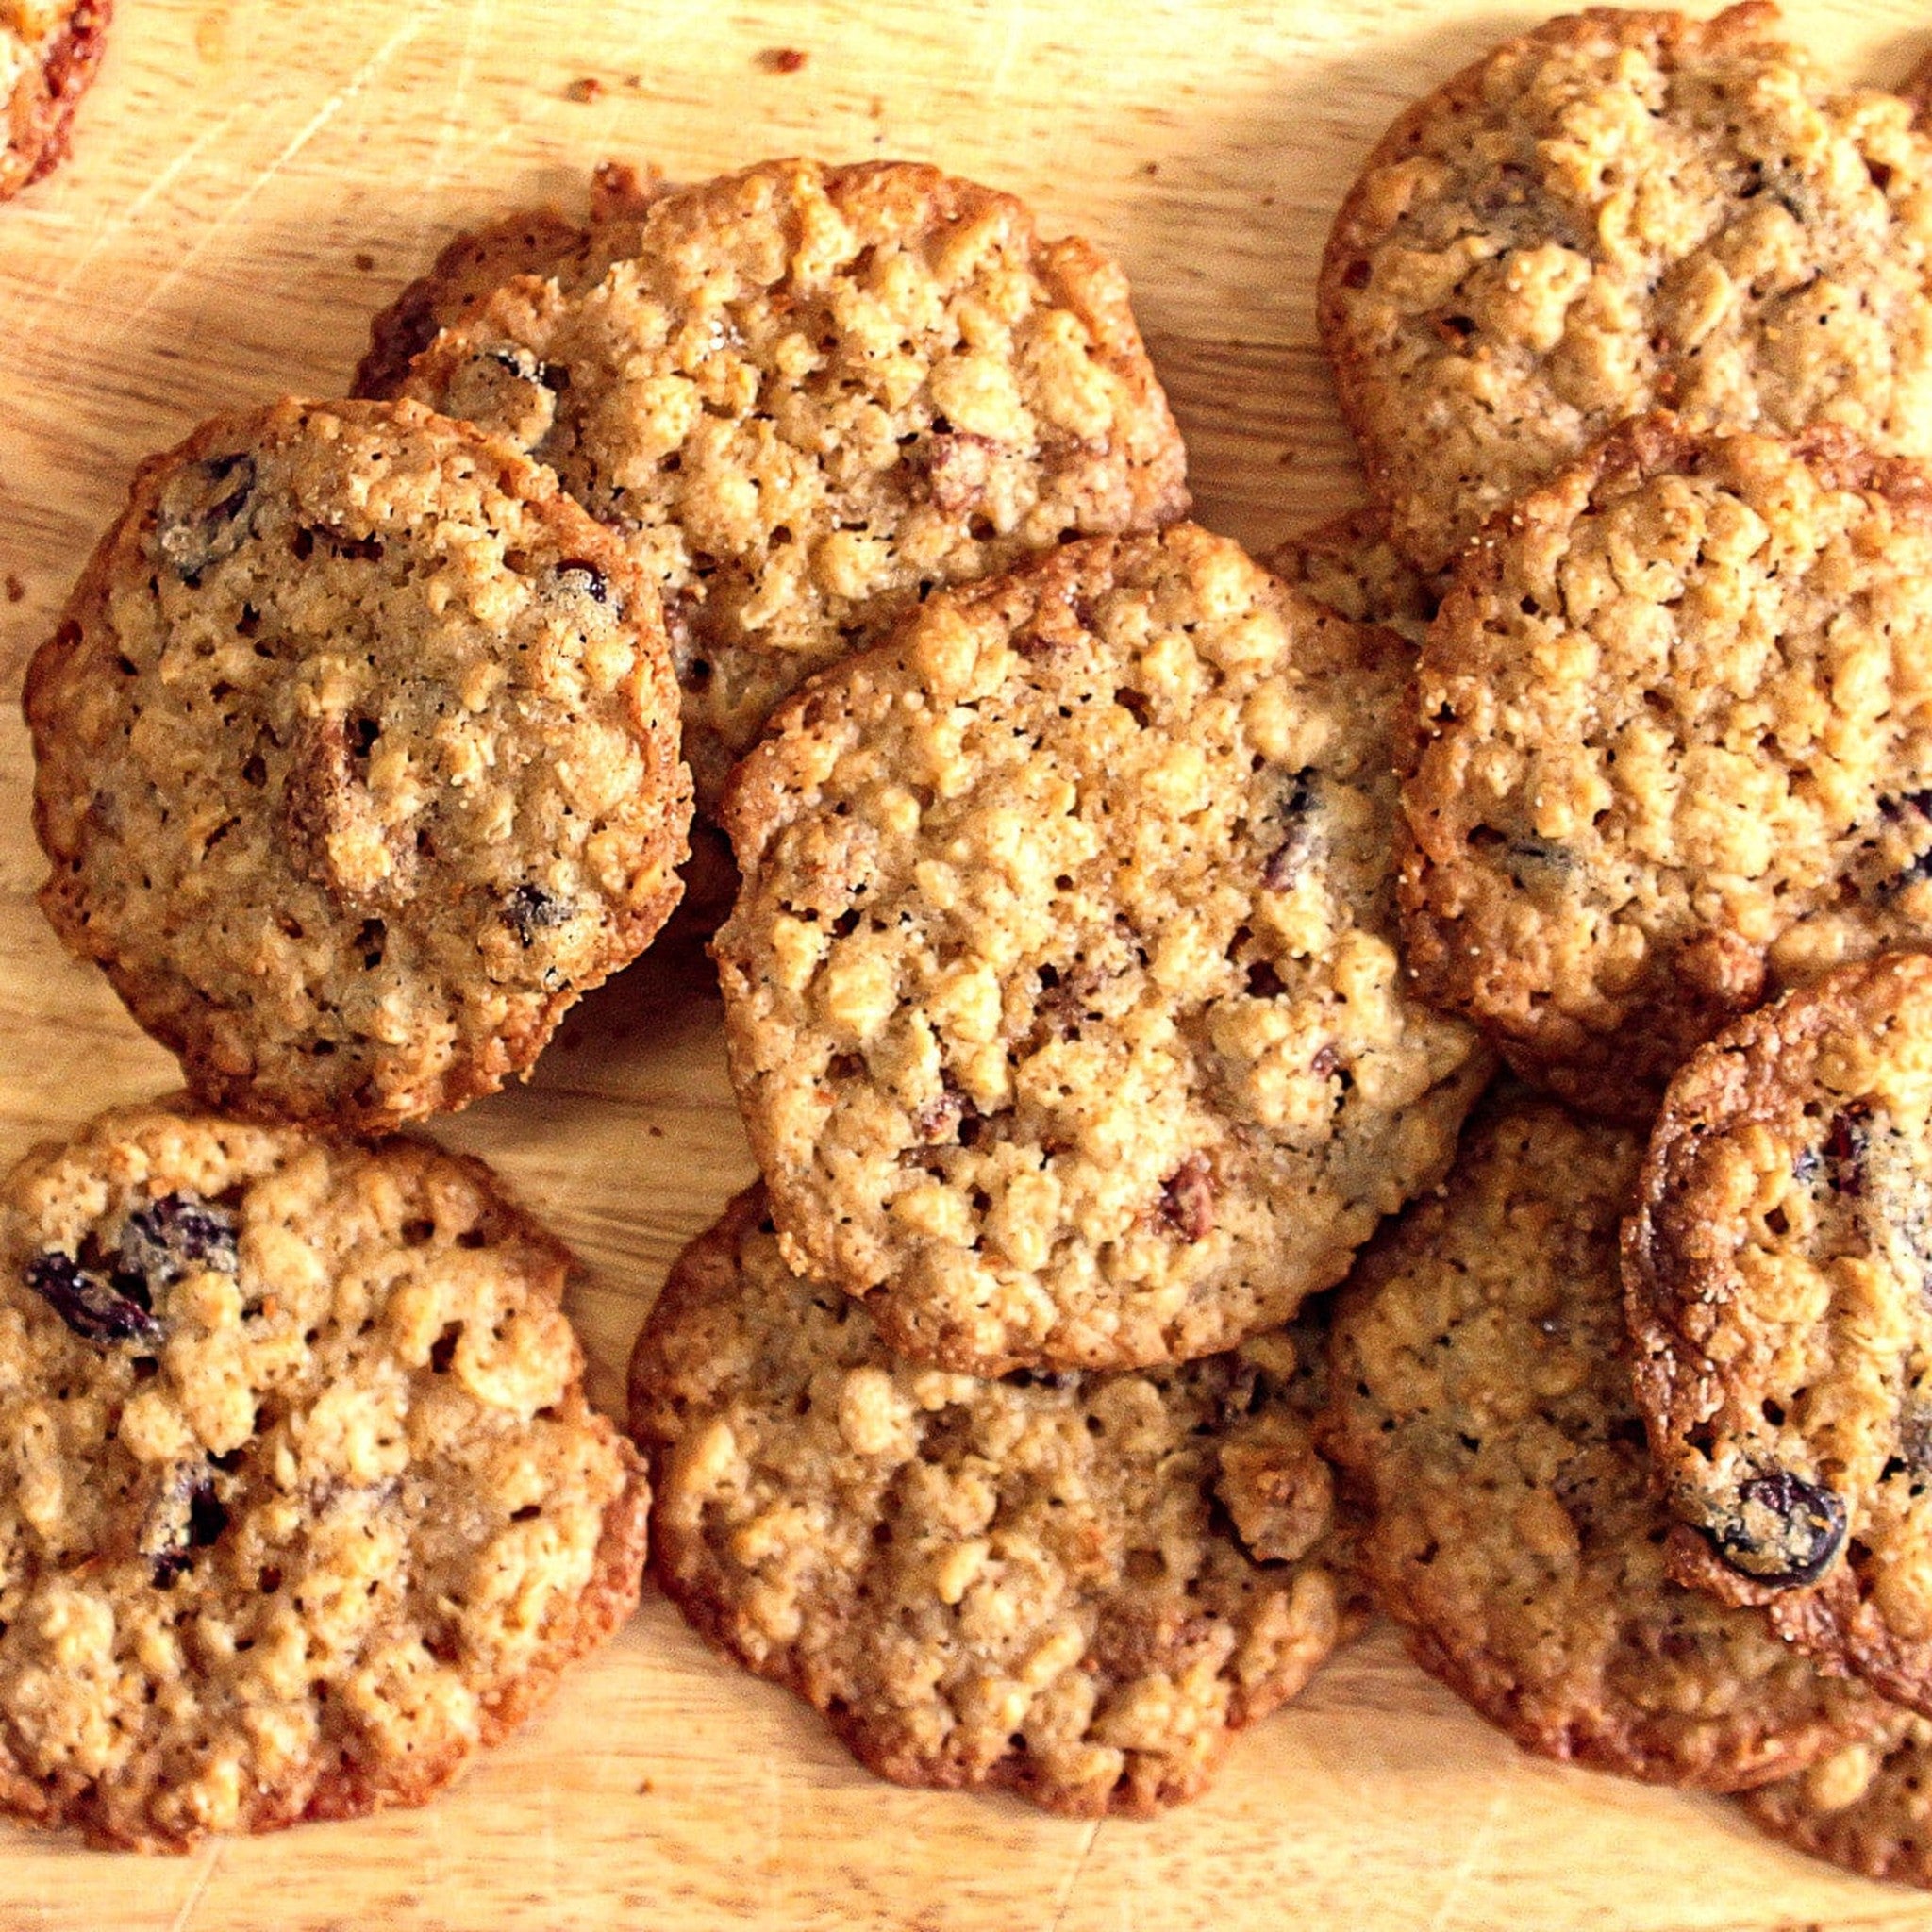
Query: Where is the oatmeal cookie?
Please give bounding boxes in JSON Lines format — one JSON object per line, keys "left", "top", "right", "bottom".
{"left": 1261, "top": 507, "right": 1436, "bottom": 647}
{"left": 0, "top": 1103, "right": 647, "bottom": 1851}
{"left": 1319, "top": 4, "right": 1932, "bottom": 575}
{"left": 1741, "top": 1712, "right": 1932, "bottom": 1889}
{"left": 398, "top": 156, "right": 1190, "bottom": 814}
{"left": 628, "top": 1186, "right": 1361, "bottom": 1818}
{"left": 1, "top": 1, "right": 108, "bottom": 201}
{"left": 1625, "top": 953, "right": 1932, "bottom": 1715}
{"left": 716, "top": 522, "right": 1490, "bottom": 1374}
{"left": 26, "top": 397, "right": 690, "bottom": 1130}
{"left": 1325, "top": 1091, "right": 1886, "bottom": 1788}
{"left": 1402, "top": 415, "right": 1932, "bottom": 1121}
{"left": 353, "top": 162, "right": 668, "bottom": 401}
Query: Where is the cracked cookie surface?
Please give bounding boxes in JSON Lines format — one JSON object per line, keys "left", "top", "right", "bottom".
{"left": 716, "top": 523, "right": 1489, "bottom": 1374}
{"left": 628, "top": 1185, "right": 1361, "bottom": 1818}
{"left": 26, "top": 397, "right": 690, "bottom": 1130}
{"left": 1626, "top": 953, "right": 1932, "bottom": 1716}
{"left": 1401, "top": 415, "right": 1932, "bottom": 1121}
{"left": 0, "top": 1104, "right": 647, "bottom": 1851}
{"left": 398, "top": 157, "right": 1190, "bottom": 815}
{"left": 1, "top": 1, "right": 108, "bottom": 200}
{"left": 1319, "top": 3, "right": 1932, "bottom": 575}
{"left": 1326, "top": 1091, "right": 1885, "bottom": 1788}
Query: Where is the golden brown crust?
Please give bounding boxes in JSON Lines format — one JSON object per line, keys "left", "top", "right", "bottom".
{"left": 1400, "top": 413, "right": 1932, "bottom": 1122}
{"left": 1741, "top": 1714, "right": 1932, "bottom": 1888}
{"left": 1625, "top": 954, "right": 1932, "bottom": 1713}
{"left": 630, "top": 1186, "right": 1362, "bottom": 1819}
{"left": 25, "top": 398, "right": 691, "bottom": 1130}
{"left": 0, "top": 0, "right": 110, "bottom": 201}
{"left": 1318, "top": 3, "right": 1932, "bottom": 576}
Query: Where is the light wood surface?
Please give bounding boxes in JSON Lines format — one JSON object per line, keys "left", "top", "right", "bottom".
{"left": 4, "top": 0, "right": 1932, "bottom": 1924}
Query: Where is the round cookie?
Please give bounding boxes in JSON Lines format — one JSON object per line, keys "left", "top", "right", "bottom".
{"left": 0, "top": 1103, "right": 647, "bottom": 1851}
{"left": 353, "top": 162, "right": 669, "bottom": 401}
{"left": 716, "top": 522, "right": 1490, "bottom": 1374}
{"left": 1319, "top": 4, "right": 1932, "bottom": 576}
{"left": 628, "top": 1186, "right": 1363, "bottom": 1819}
{"left": 1626, "top": 952, "right": 1932, "bottom": 1717}
{"left": 1, "top": 1, "right": 109, "bottom": 201}
{"left": 1261, "top": 507, "right": 1436, "bottom": 648}
{"left": 26, "top": 397, "right": 691, "bottom": 1130}
{"left": 1741, "top": 1713, "right": 1932, "bottom": 1889}
{"left": 1401, "top": 414, "right": 1932, "bottom": 1122}
{"left": 1324, "top": 1090, "right": 1887, "bottom": 1789}
{"left": 397, "top": 156, "right": 1191, "bottom": 815}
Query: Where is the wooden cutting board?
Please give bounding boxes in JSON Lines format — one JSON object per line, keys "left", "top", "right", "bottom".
{"left": 4, "top": 0, "right": 1932, "bottom": 1923}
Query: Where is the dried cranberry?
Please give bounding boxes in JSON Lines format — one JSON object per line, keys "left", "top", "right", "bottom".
{"left": 157, "top": 452, "right": 258, "bottom": 582}
{"left": 1158, "top": 1155, "right": 1216, "bottom": 1242}
{"left": 143, "top": 1464, "right": 230, "bottom": 1587}
{"left": 25, "top": 1252, "right": 163, "bottom": 1349}
{"left": 1704, "top": 1467, "right": 1847, "bottom": 1587}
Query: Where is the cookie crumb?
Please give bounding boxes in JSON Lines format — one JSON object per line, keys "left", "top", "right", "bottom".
{"left": 566, "top": 75, "right": 606, "bottom": 103}
{"left": 759, "top": 46, "right": 807, "bottom": 73}
{"left": 352, "top": 251, "right": 375, "bottom": 273}
{"left": 4, "top": 574, "right": 24, "bottom": 604}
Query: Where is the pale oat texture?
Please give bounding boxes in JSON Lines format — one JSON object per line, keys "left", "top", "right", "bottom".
{"left": 1742, "top": 1712, "right": 1932, "bottom": 1889}
{"left": 1326, "top": 1091, "right": 1886, "bottom": 1789}
{"left": 1261, "top": 507, "right": 1436, "bottom": 648}
{"left": 399, "top": 157, "right": 1190, "bottom": 814}
{"left": 628, "top": 1186, "right": 1360, "bottom": 1817}
{"left": 26, "top": 397, "right": 691, "bottom": 1130}
{"left": 1626, "top": 954, "right": 1932, "bottom": 1717}
{"left": 352, "top": 163, "right": 668, "bottom": 401}
{"left": 1319, "top": 3, "right": 1932, "bottom": 575}
{"left": 0, "top": 0, "right": 108, "bottom": 199}
{"left": 0, "top": 1105, "right": 646, "bottom": 1852}
{"left": 717, "top": 524, "right": 1489, "bottom": 1374}
{"left": 1402, "top": 415, "right": 1932, "bottom": 1121}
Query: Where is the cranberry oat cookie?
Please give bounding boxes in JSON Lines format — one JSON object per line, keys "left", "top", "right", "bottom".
{"left": 26, "top": 397, "right": 690, "bottom": 1130}
{"left": 1626, "top": 954, "right": 1932, "bottom": 1715}
{"left": 0, "top": 1104, "right": 647, "bottom": 1851}
{"left": 1, "top": 1, "right": 108, "bottom": 201}
{"left": 1325, "top": 1091, "right": 1886, "bottom": 1788}
{"left": 628, "top": 1186, "right": 1361, "bottom": 1818}
{"left": 1402, "top": 415, "right": 1932, "bottom": 1121}
{"left": 716, "top": 523, "right": 1489, "bottom": 1374}
{"left": 398, "top": 157, "right": 1190, "bottom": 814}
{"left": 1319, "top": 4, "right": 1932, "bottom": 575}
{"left": 352, "top": 162, "right": 668, "bottom": 401}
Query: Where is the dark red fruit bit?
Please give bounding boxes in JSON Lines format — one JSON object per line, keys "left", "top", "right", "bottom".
{"left": 919, "top": 431, "right": 996, "bottom": 515}
{"left": 1311, "top": 1043, "right": 1341, "bottom": 1078}
{"left": 505, "top": 883, "right": 573, "bottom": 945}
{"left": 759, "top": 45, "right": 808, "bottom": 72}
{"left": 1705, "top": 1468, "right": 1847, "bottom": 1588}
{"left": 25, "top": 1252, "right": 163, "bottom": 1349}
{"left": 1824, "top": 1104, "right": 1872, "bottom": 1197}
{"left": 1158, "top": 1154, "right": 1215, "bottom": 1242}
{"left": 158, "top": 452, "right": 258, "bottom": 582}
{"left": 914, "top": 1087, "right": 966, "bottom": 1142}
{"left": 119, "top": 1192, "right": 239, "bottom": 1287}
{"left": 144, "top": 1464, "right": 230, "bottom": 1588}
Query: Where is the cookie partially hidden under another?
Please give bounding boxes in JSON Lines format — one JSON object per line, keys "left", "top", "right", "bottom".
{"left": 629, "top": 1187, "right": 1362, "bottom": 1818}
{"left": 1742, "top": 1713, "right": 1932, "bottom": 1890}
{"left": 400, "top": 157, "right": 1191, "bottom": 815}
{"left": 1326, "top": 1091, "right": 1887, "bottom": 1789}
{"left": 1627, "top": 952, "right": 1932, "bottom": 1718}
{"left": 718, "top": 522, "right": 1489, "bottom": 1374}
{"left": 26, "top": 397, "right": 691, "bottom": 1130}
{"left": 0, "top": 1104, "right": 647, "bottom": 1851}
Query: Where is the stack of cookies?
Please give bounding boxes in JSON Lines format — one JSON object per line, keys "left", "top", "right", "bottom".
{"left": 21, "top": 1, "right": 1932, "bottom": 1891}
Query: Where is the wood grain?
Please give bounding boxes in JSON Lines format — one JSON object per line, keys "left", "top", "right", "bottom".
{"left": 4, "top": 0, "right": 1932, "bottom": 1923}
